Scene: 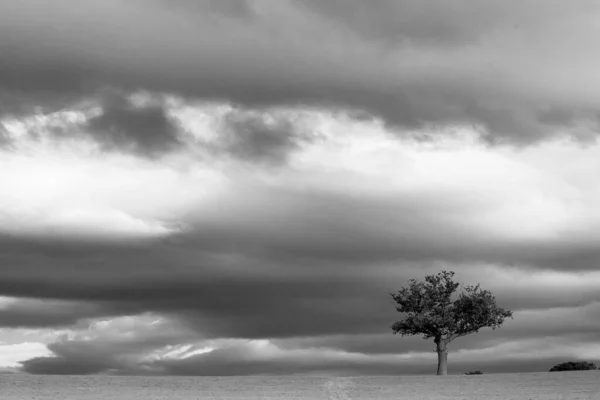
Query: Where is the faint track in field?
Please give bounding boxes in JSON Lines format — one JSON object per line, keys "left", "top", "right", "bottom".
{"left": 322, "top": 377, "right": 354, "bottom": 400}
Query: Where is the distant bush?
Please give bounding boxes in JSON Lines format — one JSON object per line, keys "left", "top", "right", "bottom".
{"left": 464, "top": 370, "right": 483, "bottom": 375}
{"left": 549, "top": 361, "right": 597, "bottom": 372}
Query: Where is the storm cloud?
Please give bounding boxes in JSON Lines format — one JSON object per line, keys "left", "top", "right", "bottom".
{"left": 82, "top": 95, "right": 184, "bottom": 157}
{"left": 2, "top": 0, "right": 600, "bottom": 143}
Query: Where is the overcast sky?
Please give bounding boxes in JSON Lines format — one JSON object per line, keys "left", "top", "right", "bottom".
{"left": 1, "top": 0, "right": 600, "bottom": 376}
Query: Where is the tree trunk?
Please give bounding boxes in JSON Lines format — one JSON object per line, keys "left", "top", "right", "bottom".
{"left": 436, "top": 341, "right": 448, "bottom": 376}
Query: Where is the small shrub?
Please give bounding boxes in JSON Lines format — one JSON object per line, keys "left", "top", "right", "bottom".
{"left": 465, "top": 370, "right": 483, "bottom": 375}
{"left": 549, "top": 361, "right": 597, "bottom": 372}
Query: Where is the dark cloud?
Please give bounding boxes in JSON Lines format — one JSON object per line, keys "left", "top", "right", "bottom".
{"left": 1, "top": 93, "right": 312, "bottom": 162}
{"left": 82, "top": 95, "right": 183, "bottom": 157}
{"left": 1, "top": 232, "right": 598, "bottom": 343}
{"left": 0, "top": 258, "right": 394, "bottom": 338}
{"left": 21, "top": 355, "right": 112, "bottom": 375}
{"left": 0, "top": 299, "right": 119, "bottom": 328}
{"left": 1, "top": 0, "right": 599, "bottom": 144}
{"left": 214, "top": 109, "right": 315, "bottom": 165}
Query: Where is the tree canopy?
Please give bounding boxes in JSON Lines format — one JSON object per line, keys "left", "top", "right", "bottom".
{"left": 390, "top": 270, "right": 513, "bottom": 375}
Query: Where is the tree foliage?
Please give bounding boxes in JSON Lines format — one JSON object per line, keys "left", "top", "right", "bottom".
{"left": 549, "top": 361, "right": 597, "bottom": 372}
{"left": 390, "top": 271, "right": 513, "bottom": 345}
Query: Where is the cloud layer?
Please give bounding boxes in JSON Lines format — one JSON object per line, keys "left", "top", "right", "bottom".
{"left": 3, "top": 0, "right": 600, "bottom": 143}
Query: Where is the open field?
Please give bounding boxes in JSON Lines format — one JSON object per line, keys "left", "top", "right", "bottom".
{"left": 1, "top": 371, "right": 598, "bottom": 399}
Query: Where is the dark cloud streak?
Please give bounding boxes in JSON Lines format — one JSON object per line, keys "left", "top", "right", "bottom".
{"left": 83, "top": 95, "right": 183, "bottom": 157}
{"left": 1, "top": 0, "right": 599, "bottom": 144}
{"left": 214, "top": 109, "right": 316, "bottom": 165}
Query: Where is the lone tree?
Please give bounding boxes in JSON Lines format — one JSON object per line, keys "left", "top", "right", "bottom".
{"left": 391, "top": 271, "right": 513, "bottom": 375}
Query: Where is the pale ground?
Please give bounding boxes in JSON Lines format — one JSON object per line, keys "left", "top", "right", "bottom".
{"left": 1, "top": 371, "right": 599, "bottom": 399}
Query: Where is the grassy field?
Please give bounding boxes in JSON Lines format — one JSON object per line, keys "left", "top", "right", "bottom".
{"left": 1, "top": 371, "right": 598, "bottom": 399}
